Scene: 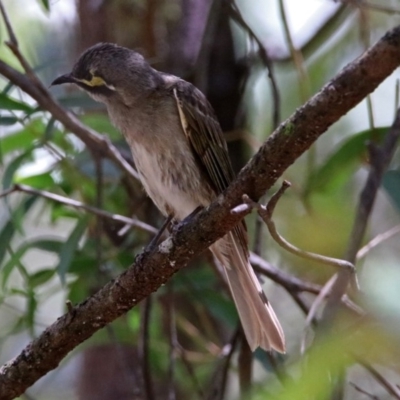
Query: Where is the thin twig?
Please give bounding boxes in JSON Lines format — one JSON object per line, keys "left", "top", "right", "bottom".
{"left": 139, "top": 297, "right": 155, "bottom": 400}
{"left": 250, "top": 252, "right": 321, "bottom": 294}
{"left": 349, "top": 382, "right": 379, "bottom": 400}
{"left": 167, "top": 285, "right": 177, "bottom": 400}
{"left": 290, "top": 291, "right": 310, "bottom": 315}
{"left": 358, "top": 360, "right": 400, "bottom": 400}
{"left": 235, "top": 185, "right": 355, "bottom": 274}
{"left": 177, "top": 344, "right": 205, "bottom": 399}
{"left": 238, "top": 335, "right": 252, "bottom": 397}
{"left": 93, "top": 151, "right": 104, "bottom": 274}
{"left": 277, "top": 0, "right": 317, "bottom": 183}
{"left": 252, "top": 215, "right": 264, "bottom": 256}
{"left": 0, "top": 1, "right": 17, "bottom": 47}
{"left": 301, "top": 275, "right": 338, "bottom": 353}
{"left": 207, "top": 328, "right": 241, "bottom": 400}
{"left": 336, "top": 0, "right": 400, "bottom": 15}
{"left": 277, "top": 0, "right": 311, "bottom": 102}
{"left": 105, "top": 326, "right": 141, "bottom": 398}
{"left": 357, "top": 224, "right": 400, "bottom": 260}
{"left": 228, "top": 1, "right": 281, "bottom": 129}
{"left": 0, "top": 186, "right": 16, "bottom": 199}
{"left": 0, "top": 184, "right": 157, "bottom": 235}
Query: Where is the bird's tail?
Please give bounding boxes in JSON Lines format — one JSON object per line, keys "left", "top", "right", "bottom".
{"left": 211, "top": 231, "right": 285, "bottom": 353}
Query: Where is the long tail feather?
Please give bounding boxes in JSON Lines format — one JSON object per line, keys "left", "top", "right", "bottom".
{"left": 211, "top": 232, "right": 285, "bottom": 352}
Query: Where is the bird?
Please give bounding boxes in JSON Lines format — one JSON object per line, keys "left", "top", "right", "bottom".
{"left": 52, "top": 42, "right": 285, "bottom": 353}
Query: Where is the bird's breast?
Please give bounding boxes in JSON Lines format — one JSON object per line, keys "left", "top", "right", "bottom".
{"left": 130, "top": 139, "right": 212, "bottom": 220}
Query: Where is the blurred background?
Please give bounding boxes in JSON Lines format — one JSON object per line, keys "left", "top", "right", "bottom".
{"left": 1, "top": 0, "right": 400, "bottom": 399}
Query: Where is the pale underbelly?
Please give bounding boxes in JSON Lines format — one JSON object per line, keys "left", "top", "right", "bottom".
{"left": 132, "top": 142, "right": 212, "bottom": 220}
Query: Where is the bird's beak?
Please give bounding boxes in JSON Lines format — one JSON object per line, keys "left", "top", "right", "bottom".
{"left": 50, "top": 73, "right": 76, "bottom": 86}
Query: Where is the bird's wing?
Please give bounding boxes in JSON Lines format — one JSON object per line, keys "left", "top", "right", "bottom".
{"left": 170, "top": 78, "right": 248, "bottom": 252}
{"left": 171, "top": 79, "right": 235, "bottom": 194}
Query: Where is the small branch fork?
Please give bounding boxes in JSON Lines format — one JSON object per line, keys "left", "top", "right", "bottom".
{"left": 232, "top": 182, "right": 355, "bottom": 275}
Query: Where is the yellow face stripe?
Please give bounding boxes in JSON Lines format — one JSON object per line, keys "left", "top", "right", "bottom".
{"left": 78, "top": 75, "right": 107, "bottom": 87}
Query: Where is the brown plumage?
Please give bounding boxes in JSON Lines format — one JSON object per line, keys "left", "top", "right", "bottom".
{"left": 52, "top": 43, "right": 285, "bottom": 352}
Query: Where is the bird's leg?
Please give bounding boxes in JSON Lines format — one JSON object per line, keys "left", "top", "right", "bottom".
{"left": 184, "top": 206, "right": 203, "bottom": 223}
{"left": 166, "top": 207, "right": 203, "bottom": 238}
{"left": 147, "top": 214, "right": 173, "bottom": 252}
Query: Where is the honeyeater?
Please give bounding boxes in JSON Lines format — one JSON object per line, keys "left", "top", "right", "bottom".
{"left": 52, "top": 43, "right": 285, "bottom": 352}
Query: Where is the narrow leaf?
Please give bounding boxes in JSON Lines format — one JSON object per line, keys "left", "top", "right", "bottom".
{"left": 383, "top": 170, "right": 400, "bottom": 212}
{"left": 307, "top": 127, "right": 388, "bottom": 193}
{"left": 57, "top": 216, "right": 89, "bottom": 284}
{"left": 29, "top": 269, "right": 56, "bottom": 288}
{"left": 0, "top": 92, "right": 33, "bottom": 112}
{"left": 0, "top": 116, "right": 19, "bottom": 126}
{"left": 0, "top": 196, "right": 37, "bottom": 266}
{"left": 1, "top": 245, "right": 29, "bottom": 289}
{"left": 40, "top": 0, "right": 50, "bottom": 11}
{"left": 2, "top": 149, "right": 34, "bottom": 189}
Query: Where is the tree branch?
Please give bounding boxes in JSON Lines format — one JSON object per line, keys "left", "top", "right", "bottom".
{"left": 1, "top": 24, "right": 400, "bottom": 400}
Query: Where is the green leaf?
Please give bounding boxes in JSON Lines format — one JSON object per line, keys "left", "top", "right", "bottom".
{"left": 2, "top": 81, "right": 15, "bottom": 95}
{"left": 40, "top": 0, "right": 50, "bottom": 11}
{"left": 2, "top": 149, "right": 34, "bottom": 189}
{"left": 43, "top": 117, "right": 56, "bottom": 141}
{"left": 8, "top": 288, "right": 28, "bottom": 297}
{"left": 67, "top": 277, "right": 88, "bottom": 304}
{"left": 30, "top": 239, "right": 63, "bottom": 253}
{"left": 306, "top": 127, "right": 388, "bottom": 193}
{"left": 383, "top": 170, "right": 400, "bottom": 213}
{"left": 0, "top": 221, "right": 15, "bottom": 268}
{"left": 0, "top": 116, "right": 19, "bottom": 126}
{"left": 1, "top": 245, "right": 28, "bottom": 289}
{"left": 1, "top": 239, "right": 62, "bottom": 289}
{"left": 16, "top": 171, "right": 55, "bottom": 189}
{"left": 68, "top": 253, "right": 97, "bottom": 274}
{"left": 0, "top": 120, "right": 44, "bottom": 155}
{"left": 28, "top": 268, "right": 56, "bottom": 288}
{"left": 0, "top": 92, "right": 33, "bottom": 112}
{"left": 0, "top": 195, "right": 37, "bottom": 266}
{"left": 26, "top": 289, "right": 37, "bottom": 333}
{"left": 50, "top": 203, "right": 80, "bottom": 222}
{"left": 57, "top": 216, "right": 89, "bottom": 284}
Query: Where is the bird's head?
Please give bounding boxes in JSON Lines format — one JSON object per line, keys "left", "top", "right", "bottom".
{"left": 51, "top": 43, "right": 157, "bottom": 105}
